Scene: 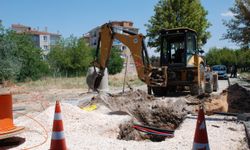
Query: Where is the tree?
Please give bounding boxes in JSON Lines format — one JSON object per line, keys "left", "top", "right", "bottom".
{"left": 107, "top": 47, "right": 124, "bottom": 75}
{"left": 145, "top": 0, "right": 211, "bottom": 50}
{"left": 237, "top": 50, "right": 250, "bottom": 71}
{"left": 47, "top": 39, "right": 68, "bottom": 75}
{"left": 0, "top": 24, "right": 21, "bottom": 82}
{"left": 68, "top": 37, "right": 93, "bottom": 75}
{"left": 205, "top": 47, "right": 221, "bottom": 66}
{"left": 206, "top": 47, "right": 250, "bottom": 71}
{"left": 0, "top": 23, "right": 48, "bottom": 82}
{"left": 14, "top": 33, "right": 49, "bottom": 81}
{"left": 48, "top": 36, "right": 93, "bottom": 76}
{"left": 206, "top": 47, "right": 237, "bottom": 66}
{"left": 222, "top": 0, "right": 250, "bottom": 49}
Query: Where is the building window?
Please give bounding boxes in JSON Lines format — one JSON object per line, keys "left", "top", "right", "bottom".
{"left": 43, "top": 36, "right": 47, "bottom": 42}
{"left": 44, "top": 45, "right": 48, "bottom": 50}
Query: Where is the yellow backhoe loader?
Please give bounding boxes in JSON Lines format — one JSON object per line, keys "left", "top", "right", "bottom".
{"left": 90, "top": 23, "right": 217, "bottom": 96}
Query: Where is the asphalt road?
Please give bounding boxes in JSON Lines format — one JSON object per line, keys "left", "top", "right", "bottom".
{"left": 214, "top": 78, "right": 230, "bottom": 94}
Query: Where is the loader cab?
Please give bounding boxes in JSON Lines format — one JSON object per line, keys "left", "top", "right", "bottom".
{"left": 160, "top": 28, "right": 197, "bottom": 66}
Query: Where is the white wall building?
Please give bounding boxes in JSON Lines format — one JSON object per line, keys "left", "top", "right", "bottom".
{"left": 11, "top": 24, "right": 61, "bottom": 55}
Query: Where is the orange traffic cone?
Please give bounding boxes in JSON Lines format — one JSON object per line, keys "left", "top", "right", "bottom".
{"left": 50, "top": 101, "right": 67, "bottom": 150}
{"left": 192, "top": 106, "right": 210, "bottom": 150}
{"left": 0, "top": 93, "right": 24, "bottom": 140}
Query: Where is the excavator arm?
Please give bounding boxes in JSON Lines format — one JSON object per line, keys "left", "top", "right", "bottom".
{"left": 92, "top": 23, "right": 155, "bottom": 90}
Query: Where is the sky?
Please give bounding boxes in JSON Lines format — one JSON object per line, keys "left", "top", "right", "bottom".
{"left": 0, "top": 0, "right": 237, "bottom": 55}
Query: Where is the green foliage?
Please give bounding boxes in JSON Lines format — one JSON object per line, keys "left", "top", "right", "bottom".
{"left": 206, "top": 47, "right": 250, "bottom": 71}
{"left": 237, "top": 49, "right": 250, "bottom": 69}
{"left": 0, "top": 23, "right": 48, "bottom": 82}
{"left": 206, "top": 47, "right": 237, "bottom": 66}
{"left": 14, "top": 34, "right": 49, "bottom": 81}
{"left": 107, "top": 47, "right": 124, "bottom": 75}
{"left": 0, "top": 25, "right": 21, "bottom": 82}
{"left": 222, "top": 0, "right": 250, "bottom": 49}
{"left": 145, "top": 0, "right": 211, "bottom": 50}
{"left": 48, "top": 36, "right": 93, "bottom": 76}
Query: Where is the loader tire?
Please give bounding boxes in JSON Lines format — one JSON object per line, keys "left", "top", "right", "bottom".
{"left": 190, "top": 64, "right": 205, "bottom": 95}
{"left": 148, "top": 86, "right": 152, "bottom": 95}
{"left": 152, "top": 87, "right": 166, "bottom": 97}
{"left": 190, "top": 84, "right": 199, "bottom": 95}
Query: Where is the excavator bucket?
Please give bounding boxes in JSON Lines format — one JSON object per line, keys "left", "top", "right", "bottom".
{"left": 94, "top": 74, "right": 103, "bottom": 90}
{"left": 86, "top": 67, "right": 109, "bottom": 92}
{"left": 86, "top": 67, "right": 99, "bottom": 90}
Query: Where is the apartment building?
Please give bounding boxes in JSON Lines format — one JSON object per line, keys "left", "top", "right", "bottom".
{"left": 11, "top": 24, "right": 61, "bottom": 55}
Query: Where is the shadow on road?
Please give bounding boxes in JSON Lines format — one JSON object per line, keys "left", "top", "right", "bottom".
{"left": 0, "top": 137, "right": 25, "bottom": 150}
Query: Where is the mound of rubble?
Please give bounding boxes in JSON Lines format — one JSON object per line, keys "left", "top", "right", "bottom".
{"left": 226, "top": 83, "right": 250, "bottom": 113}
{"left": 185, "top": 83, "right": 250, "bottom": 114}
{"left": 94, "top": 90, "right": 188, "bottom": 141}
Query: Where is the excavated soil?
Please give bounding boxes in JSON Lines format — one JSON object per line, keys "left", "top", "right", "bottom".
{"left": 186, "top": 83, "right": 250, "bottom": 114}
{"left": 89, "top": 83, "right": 250, "bottom": 141}
{"left": 185, "top": 93, "right": 229, "bottom": 115}
{"left": 94, "top": 90, "right": 188, "bottom": 141}
{"left": 226, "top": 83, "right": 250, "bottom": 113}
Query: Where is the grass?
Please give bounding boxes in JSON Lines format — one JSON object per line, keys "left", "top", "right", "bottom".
{"left": 109, "top": 75, "right": 144, "bottom": 87}
{"left": 16, "top": 74, "right": 144, "bottom": 91}
{"left": 18, "top": 76, "right": 88, "bottom": 90}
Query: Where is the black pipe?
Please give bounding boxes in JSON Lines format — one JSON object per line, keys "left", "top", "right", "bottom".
{"left": 133, "top": 123, "right": 175, "bottom": 133}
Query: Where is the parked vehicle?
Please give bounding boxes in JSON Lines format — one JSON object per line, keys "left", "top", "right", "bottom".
{"left": 212, "top": 65, "right": 228, "bottom": 79}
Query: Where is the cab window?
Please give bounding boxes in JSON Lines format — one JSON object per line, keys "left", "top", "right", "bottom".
{"left": 187, "top": 33, "right": 196, "bottom": 54}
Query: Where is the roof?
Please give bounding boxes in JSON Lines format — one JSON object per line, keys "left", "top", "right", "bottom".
{"left": 160, "top": 27, "right": 197, "bottom": 35}
{"left": 26, "top": 30, "right": 61, "bottom": 36}
{"left": 11, "top": 24, "right": 30, "bottom": 28}
{"left": 11, "top": 24, "right": 61, "bottom": 36}
{"left": 26, "top": 30, "right": 50, "bottom": 35}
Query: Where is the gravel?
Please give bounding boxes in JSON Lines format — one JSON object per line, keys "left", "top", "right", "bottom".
{"left": 11, "top": 102, "right": 248, "bottom": 150}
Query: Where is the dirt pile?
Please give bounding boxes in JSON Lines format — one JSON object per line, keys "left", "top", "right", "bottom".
{"left": 185, "top": 93, "right": 228, "bottom": 115}
{"left": 95, "top": 90, "right": 188, "bottom": 141}
{"left": 185, "top": 83, "right": 250, "bottom": 114}
{"left": 117, "top": 120, "right": 142, "bottom": 141}
{"left": 226, "top": 83, "right": 250, "bottom": 113}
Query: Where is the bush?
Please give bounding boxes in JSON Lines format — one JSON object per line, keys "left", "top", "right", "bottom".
{"left": 14, "top": 34, "right": 49, "bottom": 81}
{"left": 205, "top": 47, "right": 250, "bottom": 72}
{"left": 0, "top": 26, "right": 21, "bottom": 82}
{"left": 0, "top": 24, "right": 48, "bottom": 82}
{"left": 107, "top": 47, "right": 124, "bottom": 75}
{"left": 48, "top": 36, "right": 93, "bottom": 77}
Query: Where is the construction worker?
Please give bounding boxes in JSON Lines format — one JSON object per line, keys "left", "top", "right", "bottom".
{"left": 230, "top": 64, "right": 237, "bottom": 78}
